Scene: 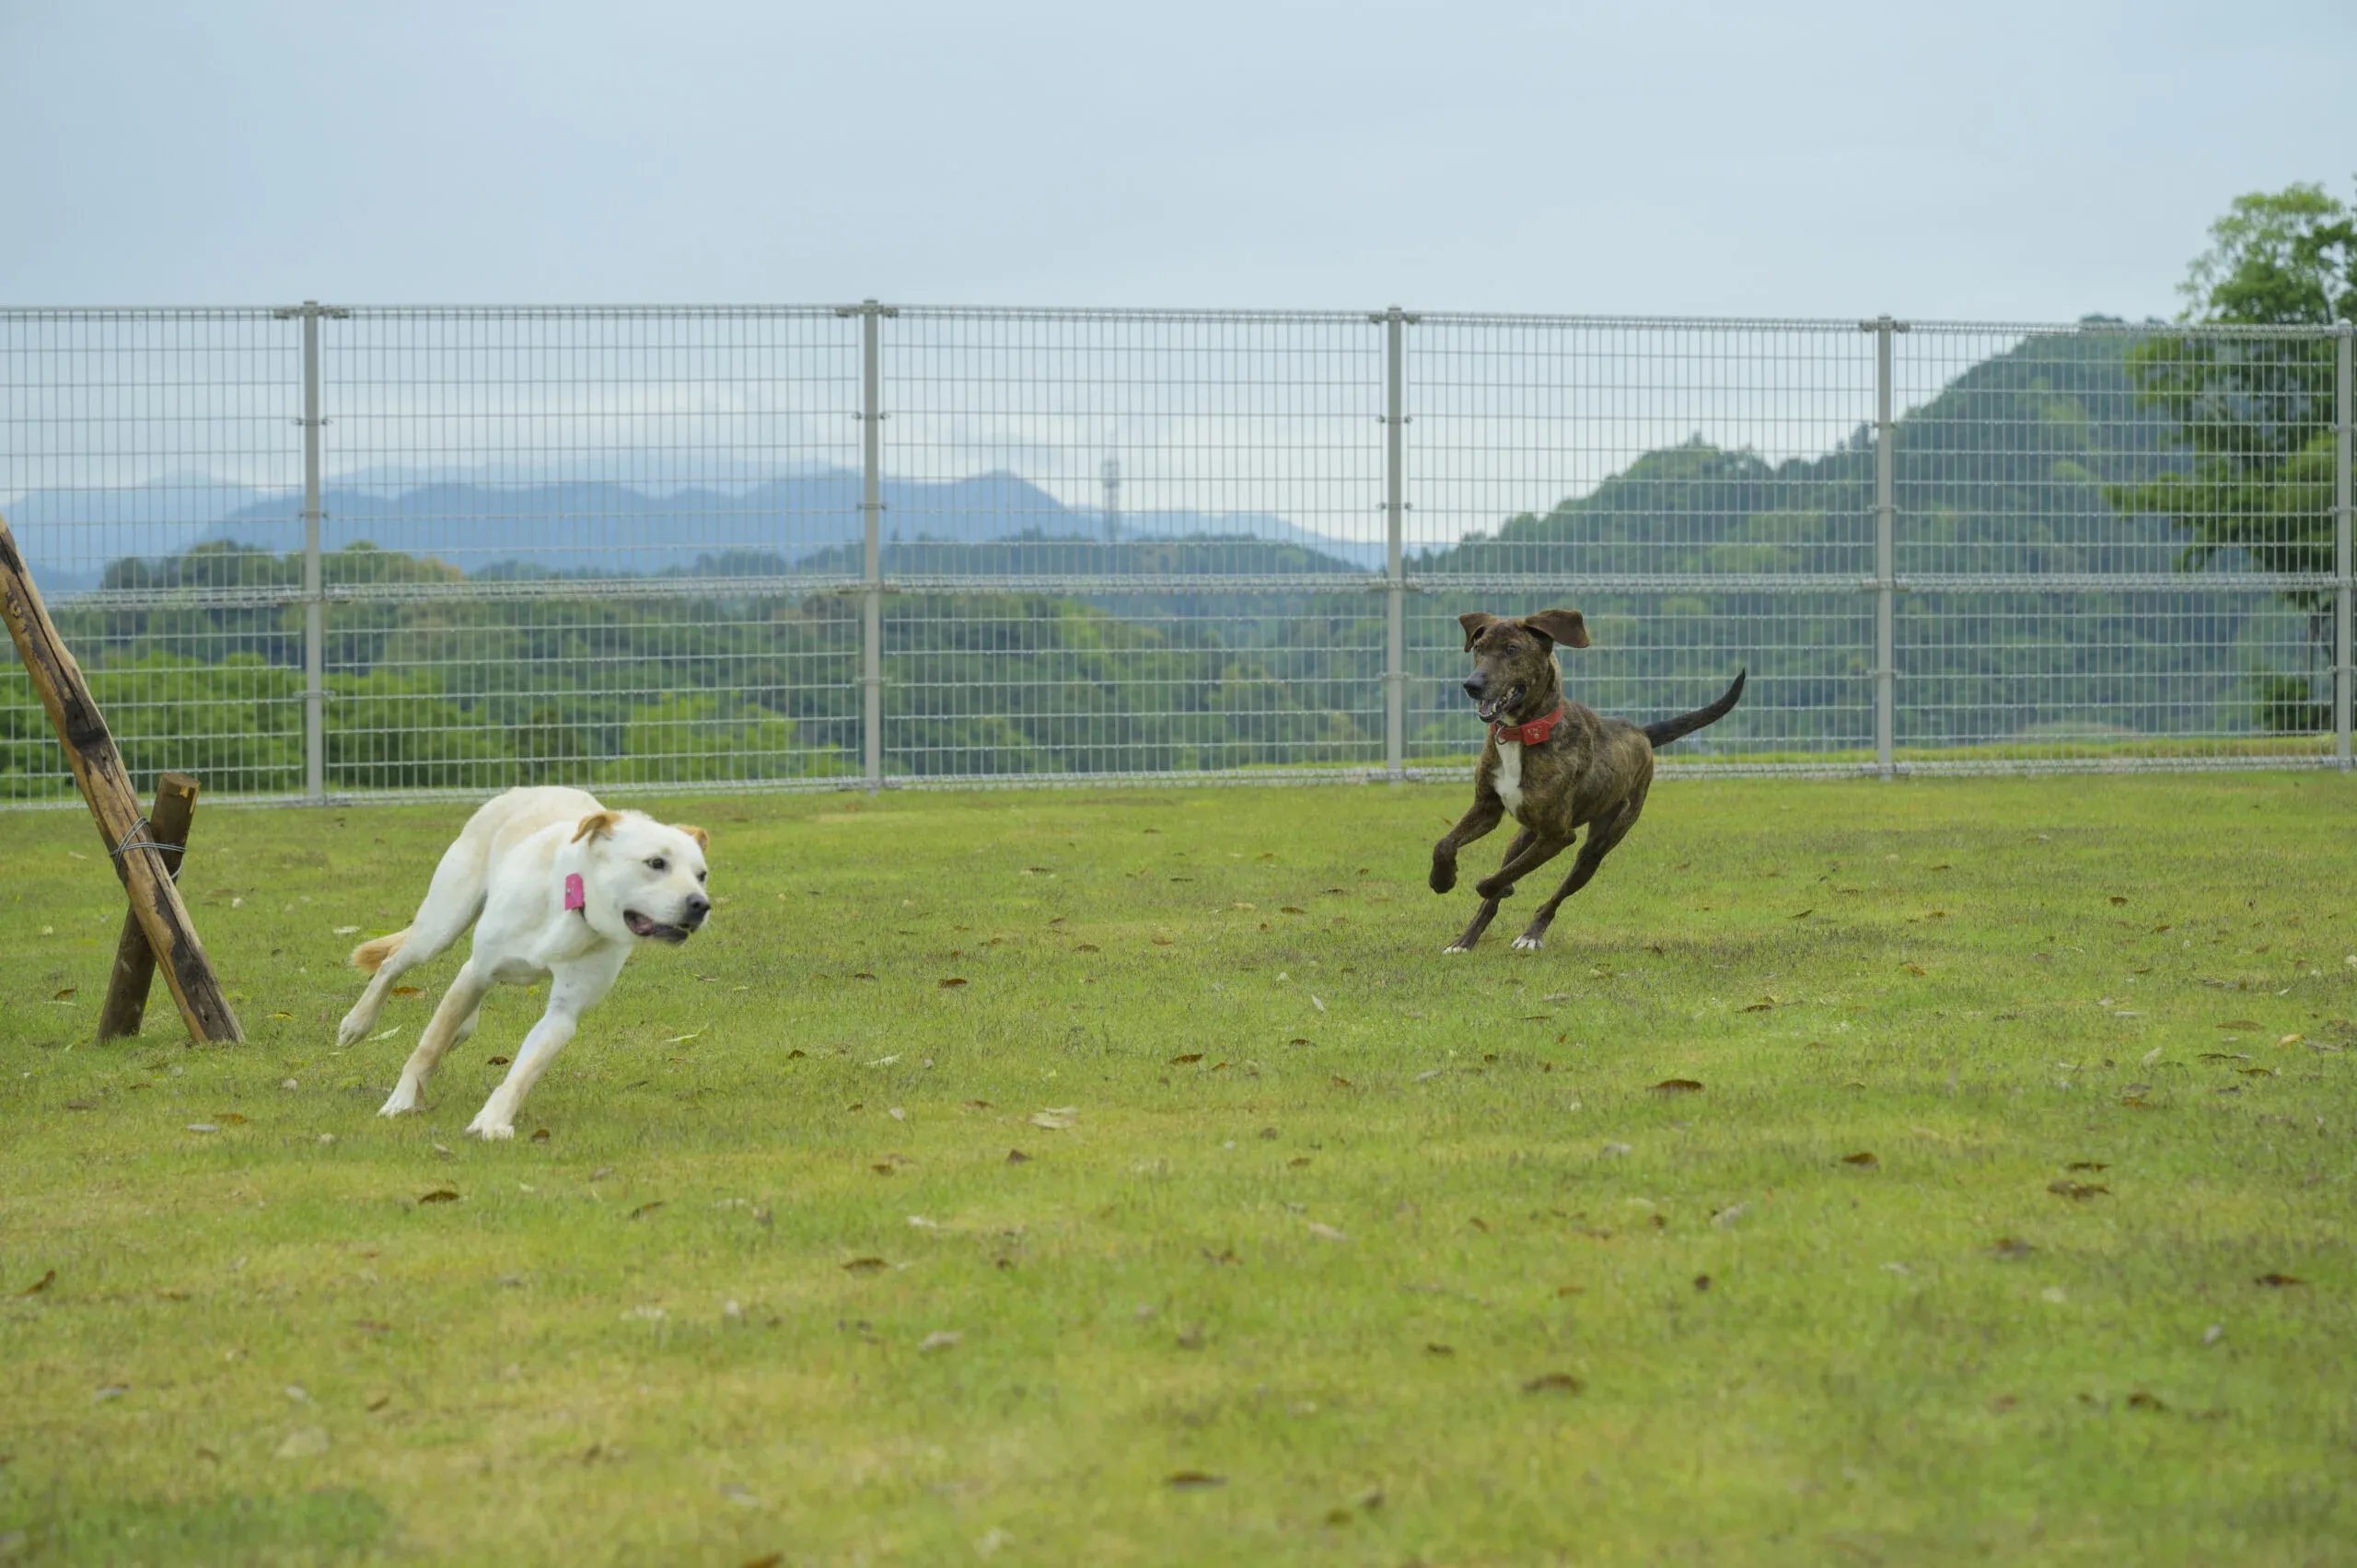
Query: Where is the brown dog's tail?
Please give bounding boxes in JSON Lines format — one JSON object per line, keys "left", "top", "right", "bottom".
{"left": 1643, "top": 668, "right": 1746, "bottom": 749}
{"left": 351, "top": 930, "right": 409, "bottom": 973}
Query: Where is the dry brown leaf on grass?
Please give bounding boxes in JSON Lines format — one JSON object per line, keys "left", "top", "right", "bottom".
{"left": 1841, "top": 1152, "right": 1879, "bottom": 1167}
{"left": 1901, "top": 963, "right": 1927, "bottom": 977}
{"left": 1166, "top": 1472, "right": 1225, "bottom": 1490}
{"left": 51, "top": 987, "right": 76, "bottom": 1001}
{"left": 1169, "top": 1052, "right": 1202, "bottom": 1064}
{"left": 629, "top": 1202, "right": 665, "bottom": 1220}
{"left": 2255, "top": 1272, "right": 2305, "bottom": 1287}
{"left": 1650, "top": 1078, "right": 1703, "bottom": 1096}
{"left": 938, "top": 977, "right": 968, "bottom": 989}
{"left": 2064, "top": 1160, "right": 2107, "bottom": 1172}
{"left": 18, "top": 1270, "right": 54, "bottom": 1296}
{"left": 842, "top": 1257, "right": 888, "bottom": 1274}
{"left": 417, "top": 1188, "right": 460, "bottom": 1204}
{"left": 2048, "top": 1180, "right": 2108, "bottom": 1202}
{"left": 1522, "top": 1372, "right": 1584, "bottom": 1394}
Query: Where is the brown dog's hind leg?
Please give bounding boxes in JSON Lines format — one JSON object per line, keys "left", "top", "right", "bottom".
{"left": 1510, "top": 803, "right": 1642, "bottom": 952}
{"left": 1472, "top": 831, "right": 1572, "bottom": 902}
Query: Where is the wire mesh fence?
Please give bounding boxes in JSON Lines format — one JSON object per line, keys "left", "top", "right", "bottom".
{"left": 3, "top": 304, "right": 2351, "bottom": 805}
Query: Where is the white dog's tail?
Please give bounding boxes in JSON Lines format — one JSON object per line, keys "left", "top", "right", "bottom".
{"left": 352, "top": 931, "right": 409, "bottom": 972}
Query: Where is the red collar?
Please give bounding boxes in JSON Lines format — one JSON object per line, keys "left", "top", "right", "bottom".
{"left": 1492, "top": 705, "right": 1568, "bottom": 747}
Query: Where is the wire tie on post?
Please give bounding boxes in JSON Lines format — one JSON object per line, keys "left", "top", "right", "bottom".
{"left": 108, "top": 816, "right": 188, "bottom": 879}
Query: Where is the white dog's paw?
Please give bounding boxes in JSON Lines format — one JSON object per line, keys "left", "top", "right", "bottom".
{"left": 377, "top": 1088, "right": 419, "bottom": 1118}
{"left": 465, "top": 1115, "right": 515, "bottom": 1141}
{"left": 1441, "top": 942, "right": 1471, "bottom": 955}
{"left": 1511, "top": 934, "right": 1544, "bottom": 952}
{"left": 337, "top": 1013, "right": 372, "bottom": 1049}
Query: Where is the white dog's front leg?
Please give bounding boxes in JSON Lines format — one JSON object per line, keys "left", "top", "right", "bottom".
{"left": 465, "top": 961, "right": 616, "bottom": 1139}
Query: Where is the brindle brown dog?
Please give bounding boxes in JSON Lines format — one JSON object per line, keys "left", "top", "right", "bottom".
{"left": 1429, "top": 609, "right": 1745, "bottom": 953}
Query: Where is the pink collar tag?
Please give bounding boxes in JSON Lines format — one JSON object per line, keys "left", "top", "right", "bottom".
{"left": 564, "top": 872, "right": 586, "bottom": 913}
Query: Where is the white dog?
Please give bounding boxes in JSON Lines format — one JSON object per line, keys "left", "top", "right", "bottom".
{"left": 336, "top": 786, "right": 713, "bottom": 1139}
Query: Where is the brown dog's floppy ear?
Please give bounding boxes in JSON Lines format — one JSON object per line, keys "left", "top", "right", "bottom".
{"left": 571, "top": 810, "right": 621, "bottom": 844}
{"left": 1519, "top": 609, "right": 1590, "bottom": 650}
{"left": 1458, "top": 611, "right": 1503, "bottom": 652}
{"left": 674, "top": 824, "right": 709, "bottom": 852}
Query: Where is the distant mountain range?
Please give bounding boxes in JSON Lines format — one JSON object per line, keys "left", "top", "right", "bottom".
{"left": 5, "top": 320, "right": 2263, "bottom": 598}
{"left": 5, "top": 468, "right": 1385, "bottom": 595}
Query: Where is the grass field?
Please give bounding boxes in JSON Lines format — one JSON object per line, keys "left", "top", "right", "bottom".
{"left": 3, "top": 773, "right": 2354, "bottom": 1566}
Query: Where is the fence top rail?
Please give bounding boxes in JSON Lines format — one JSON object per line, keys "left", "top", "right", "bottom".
{"left": 0, "top": 307, "right": 294, "bottom": 323}
{"left": 0, "top": 305, "right": 2343, "bottom": 340}
{"left": 1415, "top": 312, "right": 2345, "bottom": 340}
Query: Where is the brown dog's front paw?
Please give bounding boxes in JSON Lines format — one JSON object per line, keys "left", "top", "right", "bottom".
{"left": 1429, "top": 853, "right": 1457, "bottom": 895}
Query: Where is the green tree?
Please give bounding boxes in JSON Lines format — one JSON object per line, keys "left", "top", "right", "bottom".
{"left": 2108, "top": 181, "right": 2357, "bottom": 728}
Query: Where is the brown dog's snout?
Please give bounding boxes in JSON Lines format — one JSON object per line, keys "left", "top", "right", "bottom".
{"left": 1462, "top": 673, "right": 1487, "bottom": 698}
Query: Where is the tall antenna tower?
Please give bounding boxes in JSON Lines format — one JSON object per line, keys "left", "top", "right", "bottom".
{"left": 1101, "top": 451, "right": 1121, "bottom": 545}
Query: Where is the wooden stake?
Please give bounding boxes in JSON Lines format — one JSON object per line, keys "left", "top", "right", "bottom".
{"left": 0, "top": 513, "right": 244, "bottom": 1042}
{"left": 95, "top": 772, "right": 200, "bottom": 1042}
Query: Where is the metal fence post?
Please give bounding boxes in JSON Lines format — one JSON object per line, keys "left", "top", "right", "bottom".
{"left": 858, "top": 300, "right": 893, "bottom": 791}
{"left": 273, "top": 299, "right": 345, "bottom": 804}
{"left": 1376, "top": 306, "right": 1413, "bottom": 782}
{"left": 2337, "top": 320, "right": 2352, "bottom": 770}
{"left": 1869, "top": 315, "right": 1898, "bottom": 780}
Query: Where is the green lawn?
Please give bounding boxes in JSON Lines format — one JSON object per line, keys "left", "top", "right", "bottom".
{"left": 2, "top": 774, "right": 2353, "bottom": 1566}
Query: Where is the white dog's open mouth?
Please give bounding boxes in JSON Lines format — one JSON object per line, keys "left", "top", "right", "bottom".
{"left": 1474, "top": 684, "right": 1525, "bottom": 725}
{"left": 624, "top": 910, "right": 693, "bottom": 944}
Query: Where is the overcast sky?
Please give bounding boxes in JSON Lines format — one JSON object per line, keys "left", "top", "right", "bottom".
{"left": 2, "top": 0, "right": 2351, "bottom": 319}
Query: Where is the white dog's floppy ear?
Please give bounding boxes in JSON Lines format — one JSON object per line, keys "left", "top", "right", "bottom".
{"left": 571, "top": 810, "right": 621, "bottom": 844}
{"left": 1519, "top": 609, "right": 1590, "bottom": 650}
{"left": 1458, "top": 611, "right": 1504, "bottom": 652}
{"left": 674, "top": 824, "right": 709, "bottom": 851}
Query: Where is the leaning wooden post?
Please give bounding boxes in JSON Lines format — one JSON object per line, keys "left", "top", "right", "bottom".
{"left": 0, "top": 513, "right": 244, "bottom": 1042}
{"left": 95, "top": 772, "right": 201, "bottom": 1042}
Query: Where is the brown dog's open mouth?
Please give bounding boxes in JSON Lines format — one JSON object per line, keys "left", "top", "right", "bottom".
{"left": 1474, "top": 684, "right": 1525, "bottom": 725}
{"left": 624, "top": 910, "right": 693, "bottom": 944}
